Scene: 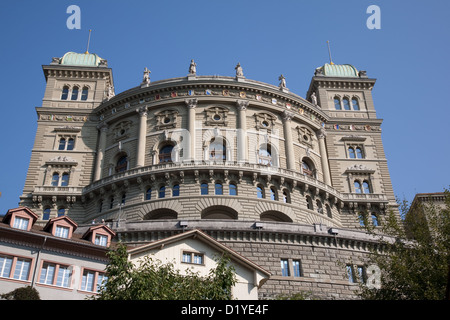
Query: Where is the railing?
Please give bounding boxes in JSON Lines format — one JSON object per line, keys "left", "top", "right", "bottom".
{"left": 33, "top": 186, "right": 83, "bottom": 194}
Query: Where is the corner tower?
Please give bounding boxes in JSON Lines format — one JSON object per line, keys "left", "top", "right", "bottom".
{"left": 307, "top": 63, "right": 398, "bottom": 227}
{"left": 20, "top": 51, "right": 114, "bottom": 222}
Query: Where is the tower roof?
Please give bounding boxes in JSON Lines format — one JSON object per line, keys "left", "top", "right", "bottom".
{"left": 315, "top": 63, "right": 359, "bottom": 78}
{"left": 60, "top": 51, "right": 105, "bottom": 67}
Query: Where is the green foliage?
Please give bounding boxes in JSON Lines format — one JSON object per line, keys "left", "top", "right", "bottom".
{"left": 1, "top": 286, "right": 40, "bottom": 300}
{"left": 358, "top": 189, "right": 450, "bottom": 300}
{"left": 92, "top": 243, "right": 237, "bottom": 300}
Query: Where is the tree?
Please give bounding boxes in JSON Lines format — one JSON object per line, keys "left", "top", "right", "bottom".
{"left": 1, "top": 286, "right": 40, "bottom": 300}
{"left": 358, "top": 190, "right": 450, "bottom": 300}
{"left": 92, "top": 243, "right": 237, "bottom": 300}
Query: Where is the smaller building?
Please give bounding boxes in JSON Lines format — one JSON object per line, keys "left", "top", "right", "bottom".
{"left": 128, "top": 229, "right": 271, "bottom": 300}
{"left": 0, "top": 207, "right": 115, "bottom": 300}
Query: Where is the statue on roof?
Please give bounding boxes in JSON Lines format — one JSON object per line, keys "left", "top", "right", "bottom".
{"left": 235, "top": 62, "right": 244, "bottom": 77}
{"left": 189, "top": 59, "right": 197, "bottom": 74}
{"left": 142, "top": 67, "right": 151, "bottom": 85}
{"left": 278, "top": 74, "right": 286, "bottom": 89}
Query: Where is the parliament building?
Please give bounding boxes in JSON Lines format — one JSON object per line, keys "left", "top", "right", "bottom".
{"left": 18, "top": 50, "right": 399, "bottom": 299}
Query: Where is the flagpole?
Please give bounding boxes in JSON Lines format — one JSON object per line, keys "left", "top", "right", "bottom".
{"left": 85, "top": 29, "right": 92, "bottom": 54}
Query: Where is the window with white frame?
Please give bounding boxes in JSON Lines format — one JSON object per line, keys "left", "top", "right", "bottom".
{"left": 0, "top": 255, "right": 31, "bottom": 281}
{"left": 55, "top": 225, "right": 70, "bottom": 238}
{"left": 95, "top": 234, "right": 108, "bottom": 247}
{"left": 39, "top": 262, "right": 72, "bottom": 288}
{"left": 181, "top": 251, "right": 204, "bottom": 265}
{"left": 13, "top": 217, "right": 29, "bottom": 230}
{"left": 80, "top": 269, "right": 107, "bottom": 293}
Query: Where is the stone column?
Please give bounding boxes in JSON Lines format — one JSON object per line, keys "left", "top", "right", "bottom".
{"left": 318, "top": 127, "right": 332, "bottom": 185}
{"left": 236, "top": 100, "right": 249, "bottom": 163}
{"left": 94, "top": 123, "right": 108, "bottom": 181}
{"left": 185, "top": 98, "right": 198, "bottom": 161}
{"left": 282, "top": 111, "right": 296, "bottom": 170}
{"left": 135, "top": 106, "right": 148, "bottom": 167}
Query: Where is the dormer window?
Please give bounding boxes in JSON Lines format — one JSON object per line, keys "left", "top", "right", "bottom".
{"left": 44, "top": 216, "right": 77, "bottom": 240}
{"left": 55, "top": 225, "right": 70, "bottom": 238}
{"left": 13, "top": 217, "right": 29, "bottom": 231}
{"left": 95, "top": 234, "right": 108, "bottom": 246}
{"left": 2, "top": 207, "right": 38, "bottom": 232}
{"left": 82, "top": 225, "right": 115, "bottom": 247}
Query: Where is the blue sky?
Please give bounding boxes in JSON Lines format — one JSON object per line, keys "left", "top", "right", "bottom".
{"left": 0, "top": 0, "right": 449, "bottom": 214}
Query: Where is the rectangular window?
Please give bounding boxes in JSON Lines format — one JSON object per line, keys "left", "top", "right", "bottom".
{"left": 13, "top": 217, "right": 29, "bottom": 230}
{"left": 292, "top": 260, "right": 302, "bottom": 277}
{"left": 347, "top": 265, "right": 356, "bottom": 283}
{"left": 0, "top": 255, "right": 13, "bottom": 278}
{"left": 96, "top": 273, "right": 108, "bottom": 293}
{"left": 39, "top": 263, "right": 56, "bottom": 285}
{"left": 182, "top": 252, "right": 204, "bottom": 265}
{"left": 95, "top": 234, "right": 108, "bottom": 247}
{"left": 281, "top": 259, "right": 290, "bottom": 277}
{"left": 56, "top": 266, "right": 72, "bottom": 287}
{"left": 55, "top": 226, "right": 70, "bottom": 238}
{"left": 13, "top": 258, "right": 31, "bottom": 281}
{"left": 182, "top": 252, "right": 192, "bottom": 263}
{"left": 81, "top": 270, "right": 95, "bottom": 292}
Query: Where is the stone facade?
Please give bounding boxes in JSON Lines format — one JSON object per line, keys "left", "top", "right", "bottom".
{"left": 19, "top": 54, "right": 399, "bottom": 299}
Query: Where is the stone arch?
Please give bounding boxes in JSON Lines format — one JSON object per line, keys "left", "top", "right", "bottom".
{"left": 260, "top": 210, "right": 293, "bottom": 222}
{"left": 138, "top": 200, "right": 183, "bottom": 220}
{"left": 255, "top": 201, "right": 295, "bottom": 222}
{"left": 144, "top": 208, "right": 178, "bottom": 220}
{"left": 195, "top": 197, "right": 242, "bottom": 215}
{"left": 201, "top": 205, "right": 238, "bottom": 220}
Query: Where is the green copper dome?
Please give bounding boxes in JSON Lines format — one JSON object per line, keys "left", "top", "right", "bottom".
{"left": 60, "top": 51, "right": 103, "bottom": 67}
{"left": 315, "top": 63, "right": 359, "bottom": 77}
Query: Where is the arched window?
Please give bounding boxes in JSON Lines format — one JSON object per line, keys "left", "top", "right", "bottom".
{"left": 121, "top": 194, "right": 126, "bottom": 204}
{"left": 359, "top": 212, "right": 366, "bottom": 226}
{"left": 109, "top": 196, "right": 114, "bottom": 209}
{"left": 209, "top": 138, "right": 226, "bottom": 161}
{"left": 229, "top": 183, "right": 237, "bottom": 196}
{"left": 302, "top": 161, "right": 314, "bottom": 178}
{"left": 354, "top": 181, "right": 362, "bottom": 194}
{"left": 371, "top": 213, "right": 379, "bottom": 226}
{"left": 57, "top": 207, "right": 65, "bottom": 217}
{"left": 43, "top": 207, "right": 51, "bottom": 220}
{"left": 352, "top": 98, "right": 360, "bottom": 111}
{"left": 81, "top": 87, "right": 89, "bottom": 101}
{"left": 334, "top": 97, "right": 341, "bottom": 110}
{"left": 306, "top": 196, "right": 313, "bottom": 210}
{"left": 159, "top": 186, "right": 166, "bottom": 198}
{"left": 201, "top": 183, "right": 208, "bottom": 195}
{"left": 51, "top": 173, "right": 60, "bottom": 186}
{"left": 61, "top": 86, "right": 69, "bottom": 100}
{"left": 173, "top": 184, "right": 180, "bottom": 197}
{"left": 258, "top": 145, "right": 272, "bottom": 166}
{"left": 60, "top": 173, "right": 69, "bottom": 186}
{"left": 67, "top": 138, "right": 75, "bottom": 151}
{"left": 363, "top": 181, "right": 371, "bottom": 194}
{"left": 325, "top": 204, "right": 332, "bottom": 218}
{"left": 343, "top": 98, "right": 351, "bottom": 110}
{"left": 215, "top": 183, "right": 223, "bottom": 195}
{"left": 348, "top": 147, "right": 356, "bottom": 159}
{"left": 159, "top": 145, "right": 173, "bottom": 163}
{"left": 59, "top": 138, "right": 66, "bottom": 150}
{"left": 356, "top": 147, "right": 363, "bottom": 159}
{"left": 116, "top": 155, "right": 128, "bottom": 173}
{"left": 71, "top": 86, "right": 79, "bottom": 100}
{"left": 256, "top": 185, "right": 264, "bottom": 199}
{"left": 98, "top": 200, "right": 103, "bottom": 213}
{"left": 316, "top": 200, "right": 323, "bottom": 213}
{"left": 145, "top": 188, "right": 152, "bottom": 200}
{"left": 282, "top": 190, "right": 290, "bottom": 203}
{"left": 270, "top": 187, "right": 277, "bottom": 201}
